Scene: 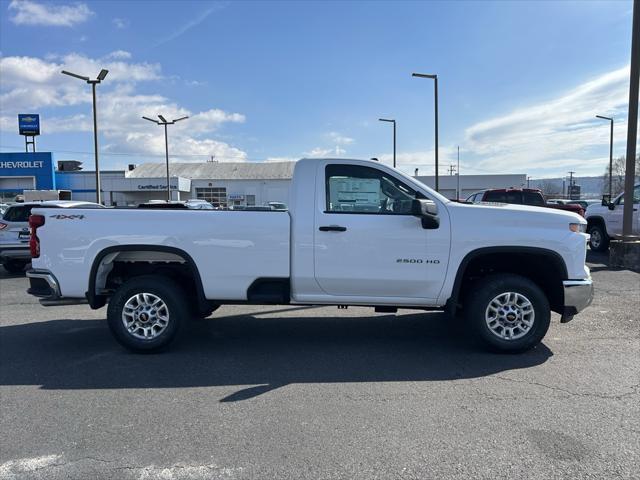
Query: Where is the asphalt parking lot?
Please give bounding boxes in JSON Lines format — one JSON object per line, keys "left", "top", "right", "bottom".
{"left": 0, "top": 251, "right": 638, "bottom": 480}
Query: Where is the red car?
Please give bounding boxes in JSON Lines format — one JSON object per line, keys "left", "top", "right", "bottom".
{"left": 465, "top": 188, "right": 585, "bottom": 217}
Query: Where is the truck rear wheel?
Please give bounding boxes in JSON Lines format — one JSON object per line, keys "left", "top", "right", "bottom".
{"left": 466, "top": 274, "right": 550, "bottom": 353}
{"left": 107, "top": 275, "right": 188, "bottom": 352}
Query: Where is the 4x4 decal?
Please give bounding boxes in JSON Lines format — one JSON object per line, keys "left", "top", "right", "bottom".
{"left": 49, "top": 214, "right": 85, "bottom": 220}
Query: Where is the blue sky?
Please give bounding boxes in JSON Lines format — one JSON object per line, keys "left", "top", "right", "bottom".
{"left": 0, "top": 0, "right": 636, "bottom": 178}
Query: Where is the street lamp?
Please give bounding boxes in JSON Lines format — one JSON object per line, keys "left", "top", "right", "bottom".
{"left": 61, "top": 68, "right": 109, "bottom": 204}
{"left": 595, "top": 115, "right": 614, "bottom": 198}
{"left": 378, "top": 118, "right": 396, "bottom": 168}
{"left": 142, "top": 115, "right": 189, "bottom": 201}
{"left": 412, "top": 72, "right": 439, "bottom": 191}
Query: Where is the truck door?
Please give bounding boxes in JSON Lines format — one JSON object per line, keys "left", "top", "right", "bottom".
{"left": 313, "top": 163, "right": 448, "bottom": 301}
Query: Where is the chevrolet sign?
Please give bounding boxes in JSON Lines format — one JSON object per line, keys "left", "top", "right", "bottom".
{"left": 18, "top": 114, "right": 40, "bottom": 136}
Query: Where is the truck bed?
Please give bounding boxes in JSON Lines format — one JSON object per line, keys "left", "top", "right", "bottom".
{"left": 33, "top": 208, "right": 291, "bottom": 300}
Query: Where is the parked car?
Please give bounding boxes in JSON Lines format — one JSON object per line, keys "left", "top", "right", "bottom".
{"left": 466, "top": 188, "right": 585, "bottom": 216}
{"left": 26, "top": 158, "right": 592, "bottom": 354}
{"left": 585, "top": 184, "right": 640, "bottom": 251}
{"left": 567, "top": 199, "right": 601, "bottom": 210}
{"left": 0, "top": 200, "right": 104, "bottom": 274}
{"left": 267, "top": 201, "right": 288, "bottom": 211}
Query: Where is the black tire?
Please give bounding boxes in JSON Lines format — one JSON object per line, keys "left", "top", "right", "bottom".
{"left": 466, "top": 274, "right": 551, "bottom": 353}
{"left": 107, "top": 275, "right": 188, "bottom": 352}
{"left": 3, "top": 260, "right": 27, "bottom": 274}
{"left": 588, "top": 224, "right": 609, "bottom": 252}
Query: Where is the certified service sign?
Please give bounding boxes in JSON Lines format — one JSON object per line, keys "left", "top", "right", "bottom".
{"left": 18, "top": 114, "right": 40, "bottom": 136}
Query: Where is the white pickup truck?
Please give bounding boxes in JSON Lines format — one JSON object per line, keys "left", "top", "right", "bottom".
{"left": 26, "top": 158, "right": 593, "bottom": 353}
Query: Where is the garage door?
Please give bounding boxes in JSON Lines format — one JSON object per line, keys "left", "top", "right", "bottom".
{"left": 0, "top": 177, "right": 35, "bottom": 190}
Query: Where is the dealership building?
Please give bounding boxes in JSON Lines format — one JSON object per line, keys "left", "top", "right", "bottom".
{"left": 1, "top": 151, "right": 526, "bottom": 206}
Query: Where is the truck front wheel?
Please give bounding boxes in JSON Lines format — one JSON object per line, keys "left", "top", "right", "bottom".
{"left": 467, "top": 274, "right": 550, "bottom": 353}
{"left": 588, "top": 224, "right": 609, "bottom": 252}
{"left": 107, "top": 275, "right": 188, "bottom": 352}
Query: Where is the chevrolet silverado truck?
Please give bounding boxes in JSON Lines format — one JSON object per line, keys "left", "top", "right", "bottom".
{"left": 585, "top": 184, "right": 640, "bottom": 252}
{"left": 26, "top": 158, "right": 593, "bottom": 353}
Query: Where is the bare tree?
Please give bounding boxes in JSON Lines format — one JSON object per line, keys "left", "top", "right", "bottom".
{"left": 601, "top": 155, "right": 640, "bottom": 196}
{"left": 540, "top": 179, "right": 562, "bottom": 196}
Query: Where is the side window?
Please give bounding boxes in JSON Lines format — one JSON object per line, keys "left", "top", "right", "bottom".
{"left": 618, "top": 186, "right": 640, "bottom": 205}
{"left": 325, "top": 164, "right": 417, "bottom": 214}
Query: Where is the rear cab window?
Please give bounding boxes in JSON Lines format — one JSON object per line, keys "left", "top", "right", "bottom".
{"left": 483, "top": 191, "right": 523, "bottom": 204}
{"left": 2, "top": 205, "right": 32, "bottom": 222}
{"left": 522, "top": 191, "right": 545, "bottom": 207}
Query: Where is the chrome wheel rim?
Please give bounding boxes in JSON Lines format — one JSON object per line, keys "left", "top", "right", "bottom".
{"left": 122, "top": 293, "right": 170, "bottom": 340}
{"left": 590, "top": 229, "right": 601, "bottom": 248}
{"left": 485, "top": 292, "right": 535, "bottom": 340}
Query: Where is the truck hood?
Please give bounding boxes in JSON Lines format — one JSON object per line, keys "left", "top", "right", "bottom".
{"left": 449, "top": 201, "right": 586, "bottom": 228}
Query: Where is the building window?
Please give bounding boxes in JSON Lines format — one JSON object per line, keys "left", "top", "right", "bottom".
{"left": 246, "top": 194, "right": 255, "bottom": 206}
{"left": 196, "top": 187, "right": 227, "bottom": 208}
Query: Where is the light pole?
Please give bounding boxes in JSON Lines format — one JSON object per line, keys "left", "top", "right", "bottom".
{"left": 378, "top": 118, "right": 396, "bottom": 168}
{"left": 61, "top": 69, "right": 109, "bottom": 204}
{"left": 142, "top": 115, "right": 189, "bottom": 201}
{"left": 412, "top": 72, "right": 439, "bottom": 191}
{"left": 595, "top": 115, "right": 614, "bottom": 198}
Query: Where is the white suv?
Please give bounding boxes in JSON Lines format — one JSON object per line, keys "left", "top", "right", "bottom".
{"left": 585, "top": 184, "right": 640, "bottom": 251}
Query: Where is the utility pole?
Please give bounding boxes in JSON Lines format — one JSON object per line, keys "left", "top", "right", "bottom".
{"left": 568, "top": 171, "right": 575, "bottom": 199}
{"left": 448, "top": 164, "right": 456, "bottom": 175}
{"left": 622, "top": 0, "right": 639, "bottom": 238}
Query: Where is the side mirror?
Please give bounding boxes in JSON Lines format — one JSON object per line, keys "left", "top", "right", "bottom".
{"left": 411, "top": 199, "right": 440, "bottom": 229}
{"left": 601, "top": 195, "right": 611, "bottom": 207}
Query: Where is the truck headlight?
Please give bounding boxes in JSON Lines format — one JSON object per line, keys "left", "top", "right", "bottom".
{"left": 569, "top": 223, "right": 587, "bottom": 233}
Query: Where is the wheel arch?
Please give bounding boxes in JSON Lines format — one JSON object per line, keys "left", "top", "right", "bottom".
{"left": 86, "top": 245, "right": 207, "bottom": 310}
{"left": 447, "top": 246, "right": 568, "bottom": 316}
{"left": 586, "top": 215, "right": 607, "bottom": 234}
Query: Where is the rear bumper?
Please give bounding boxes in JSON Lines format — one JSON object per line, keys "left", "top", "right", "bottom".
{"left": 561, "top": 277, "right": 593, "bottom": 323}
{"left": 26, "top": 269, "right": 87, "bottom": 306}
{"left": 0, "top": 244, "right": 30, "bottom": 262}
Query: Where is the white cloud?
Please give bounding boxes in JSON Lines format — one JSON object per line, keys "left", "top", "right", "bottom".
{"left": 464, "top": 65, "right": 631, "bottom": 175}
{"left": 112, "top": 17, "right": 129, "bottom": 29}
{"left": 328, "top": 131, "right": 354, "bottom": 145}
{"left": 0, "top": 53, "right": 249, "bottom": 164}
{"left": 105, "top": 50, "right": 132, "bottom": 60}
{"left": 8, "top": 0, "right": 94, "bottom": 27}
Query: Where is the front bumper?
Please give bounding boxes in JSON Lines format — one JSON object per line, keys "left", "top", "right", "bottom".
{"left": 561, "top": 277, "right": 594, "bottom": 323}
{"left": 26, "top": 269, "right": 87, "bottom": 306}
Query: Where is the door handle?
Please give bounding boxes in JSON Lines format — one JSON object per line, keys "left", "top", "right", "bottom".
{"left": 319, "top": 225, "right": 347, "bottom": 232}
